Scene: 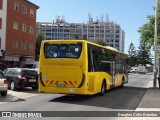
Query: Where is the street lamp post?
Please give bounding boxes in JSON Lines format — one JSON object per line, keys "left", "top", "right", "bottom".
{"left": 153, "top": 0, "right": 158, "bottom": 88}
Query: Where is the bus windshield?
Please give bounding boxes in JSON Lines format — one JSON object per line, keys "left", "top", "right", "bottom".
{"left": 44, "top": 43, "right": 82, "bottom": 58}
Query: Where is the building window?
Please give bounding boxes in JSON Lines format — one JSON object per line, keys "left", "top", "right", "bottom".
{"left": 29, "top": 44, "right": 33, "bottom": 51}
{"left": 115, "top": 40, "right": 119, "bottom": 43}
{"left": 29, "top": 26, "right": 34, "bottom": 34}
{"left": 0, "top": 0, "right": 3, "bottom": 10}
{"left": 30, "top": 9, "right": 34, "bottom": 17}
{"left": 115, "top": 35, "right": 119, "bottom": 38}
{"left": 14, "top": 2, "right": 19, "bottom": 11}
{"left": 22, "top": 23, "right": 27, "bottom": 32}
{"left": 0, "top": 18, "right": 2, "bottom": 29}
{"left": 116, "top": 30, "right": 119, "bottom": 33}
{"left": 21, "top": 41, "right": 27, "bottom": 50}
{"left": 12, "top": 40, "right": 18, "bottom": 48}
{"left": 115, "top": 44, "right": 119, "bottom": 47}
{"left": 13, "top": 21, "right": 18, "bottom": 30}
{"left": 22, "top": 5, "right": 27, "bottom": 14}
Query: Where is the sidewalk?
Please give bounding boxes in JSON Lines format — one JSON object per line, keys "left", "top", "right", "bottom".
{"left": 122, "top": 88, "right": 160, "bottom": 120}
{"left": 135, "top": 75, "right": 160, "bottom": 111}
{"left": 128, "top": 88, "right": 160, "bottom": 120}
{"left": 137, "top": 88, "right": 160, "bottom": 110}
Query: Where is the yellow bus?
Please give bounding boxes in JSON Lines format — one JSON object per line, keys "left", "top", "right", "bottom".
{"left": 39, "top": 40, "right": 128, "bottom": 95}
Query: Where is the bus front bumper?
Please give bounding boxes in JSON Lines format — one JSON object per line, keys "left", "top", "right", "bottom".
{"left": 39, "top": 86, "right": 94, "bottom": 95}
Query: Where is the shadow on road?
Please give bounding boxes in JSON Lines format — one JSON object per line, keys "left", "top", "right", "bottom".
{"left": 49, "top": 86, "right": 147, "bottom": 110}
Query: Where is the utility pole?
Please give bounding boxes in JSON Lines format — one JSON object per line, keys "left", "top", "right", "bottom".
{"left": 153, "top": 0, "right": 158, "bottom": 88}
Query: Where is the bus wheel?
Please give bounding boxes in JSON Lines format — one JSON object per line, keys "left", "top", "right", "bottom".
{"left": 100, "top": 80, "right": 106, "bottom": 96}
{"left": 120, "top": 77, "right": 125, "bottom": 87}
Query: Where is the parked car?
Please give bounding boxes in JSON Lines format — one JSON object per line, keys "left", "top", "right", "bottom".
{"left": 0, "top": 70, "right": 8, "bottom": 96}
{"left": 3, "top": 68, "right": 38, "bottom": 91}
{"left": 138, "top": 66, "right": 147, "bottom": 74}
{"left": 22, "top": 61, "right": 39, "bottom": 74}
{"left": 128, "top": 67, "right": 138, "bottom": 73}
{"left": 21, "top": 61, "right": 39, "bottom": 69}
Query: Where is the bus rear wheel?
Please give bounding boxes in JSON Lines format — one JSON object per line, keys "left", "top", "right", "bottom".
{"left": 100, "top": 80, "right": 106, "bottom": 96}
{"left": 120, "top": 77, "right": 125, "bottom": 87}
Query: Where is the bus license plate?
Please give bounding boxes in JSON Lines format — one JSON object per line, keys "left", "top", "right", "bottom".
{"left": 57, "top": 84, "right": 66, "bottom": 87}
{"left": 29, "top": 79, "right": 36, "bottom": 82}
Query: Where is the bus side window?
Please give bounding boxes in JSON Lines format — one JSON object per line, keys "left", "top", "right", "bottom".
{"left": 105, "top": 63, "right": 111, "bottom": 74}
{"left": 93, "top": 61, "right": 98, "bottom": 72}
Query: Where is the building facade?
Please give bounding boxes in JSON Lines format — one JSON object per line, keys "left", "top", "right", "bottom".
{"left": 0, "top": 0, "right": 39, "bottom": 67}
{"left": 36, "top": 17, "right": 125, "bottom": 52}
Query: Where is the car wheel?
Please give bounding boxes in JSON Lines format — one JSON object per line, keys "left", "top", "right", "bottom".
{"left": 10, "top": 81, "right": 17, "bottom": 91}
{"left": 1, "top": 91, "right": 7, "bottom": 97}
{"left": 32, "top": 86, "right": 38, "bottom": 90}
{"left": 99, "top": 80, "right": 106, "bottom": 96}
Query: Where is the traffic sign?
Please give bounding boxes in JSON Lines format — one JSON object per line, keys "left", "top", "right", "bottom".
{"left": 153, "top": 45, "right": 160, "bottom": 51}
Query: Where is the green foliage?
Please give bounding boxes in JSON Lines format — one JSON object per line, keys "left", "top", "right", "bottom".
{"left": 72, "top": 35, "right": 87, "bottom": 40}
{"left": 127, "top": 42, "right": 137, "bottom": 67}
{"left": 137, "top": 1, "right": 160, "bottom": 64}
{"left": 89, "top": 39, "right": 107, "bottom": 46}
{"left": 73, "top": 35, "right": 80, "bottom": 40}
{"left": 82, "top": 35, "right": 87, "bottom": 40}
{"left": 35, "top": 30, "right": 45, "bottom": 61}
{"left": 138, "top": 15, "right": 155, "bottom": 48}
{"left": 138, "top": 0, "right": 160, "bottom": 48}
{"left": 137, "top": 40, "right": 153, "bottom": 66}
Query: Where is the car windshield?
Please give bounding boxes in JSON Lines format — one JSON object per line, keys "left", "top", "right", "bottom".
{"left": 44, "top": 43, "right": 82, "bottom": 59}
{"left": 21, "top": 70, "right": 37, "bottom": 76}
{"left": 23, "top": 64, "right": 34, "bottom": 68}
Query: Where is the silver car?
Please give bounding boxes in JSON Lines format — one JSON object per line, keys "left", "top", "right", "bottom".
{"left": 0, "top": 71, "right": 8, "bottom": 96}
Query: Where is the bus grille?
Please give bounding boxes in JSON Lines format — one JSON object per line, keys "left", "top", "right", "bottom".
{"left": 88, "top": 76, "right": 94, "bottom": 92}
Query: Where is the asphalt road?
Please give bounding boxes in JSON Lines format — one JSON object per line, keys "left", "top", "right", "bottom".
{"left": 126, "top": 72, "right": 153, "bottom": 88}
{"left": 0, "top": 73, "right": 155, "bottom": 119}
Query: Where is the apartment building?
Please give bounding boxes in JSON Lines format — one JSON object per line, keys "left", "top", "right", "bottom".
{"left": 36, "top": 16, "right": 125, "bottom": 52}
{"left": 0, "top": 0, "right": 39, "bottom": 67}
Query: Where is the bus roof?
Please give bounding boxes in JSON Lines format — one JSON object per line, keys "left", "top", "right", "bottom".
{"left": 42, "top": 39, "right": 128, "bottom": 58}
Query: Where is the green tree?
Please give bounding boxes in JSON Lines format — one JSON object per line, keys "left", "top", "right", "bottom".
{"left": 138, "top": 0, "right": 160, "bottom": 54}
{"left": 89, "top": 39, "right": 107, "bottom": 46}
{"left": 82, "top": 35, "right": 87, "bottom": 40}
{"left": 127, "top": 42, "right": 137, "bottom": 67}
{"left": 73, "top": 35, "right": 80, "bottom": 40}
{"left": 72, "top": 34, "right": 87, "bottom": 40}
{"left": 138, "top": 15, "right": 155, "bottom": 49}
{"left": 137, "top": 40, "right": 153, "bottom": 66}
{"left": 95, "top": 39, "right": 107, "bottom": 46}
{"left": 35, "top": 30, "right": 45, "bottom": 61}
{"left": 137, "top": 1, "right": 160, "bottom": 64}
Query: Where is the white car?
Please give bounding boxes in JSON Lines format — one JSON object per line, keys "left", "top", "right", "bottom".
{"left": 138, "top": 66, "right": 147, "bottom": 74}
{"left": 129, "top": 67, "right": 138, "bottom": 73}
{"left": 0, "top": 71, "right": 8, "bottom": 96}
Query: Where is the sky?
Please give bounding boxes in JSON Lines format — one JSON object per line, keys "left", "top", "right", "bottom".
{"left": 29, "top": 0, "right": 155, "bottom": 54}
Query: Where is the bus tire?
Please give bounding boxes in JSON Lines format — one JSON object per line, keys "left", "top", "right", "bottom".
{"left": 99, "top": 80, "right": 106, "bottom": 96}
{"left": 120, "top": 77, "right": 125, "bottom": 87}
